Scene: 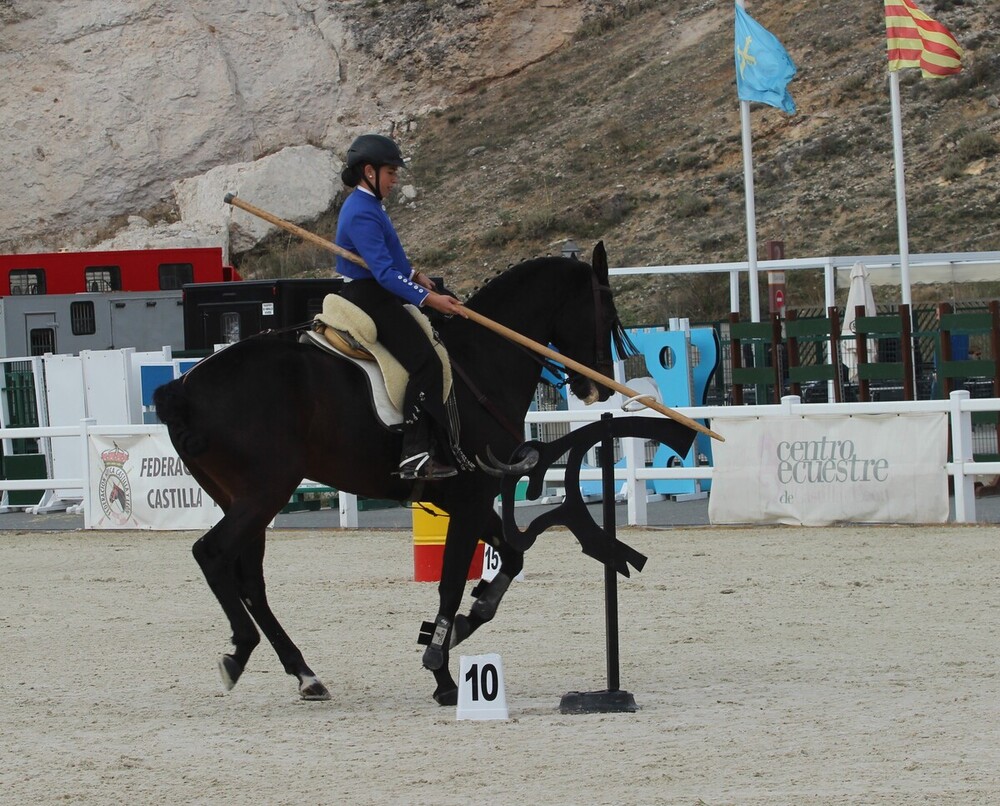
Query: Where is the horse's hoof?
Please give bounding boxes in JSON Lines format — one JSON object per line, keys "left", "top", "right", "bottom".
{"left": 422, "top": 645, "right": 445, "bottom": 671}
{"left": 433, "top": 686, "right": 458, "bottom": 706}
{"left": 450, "top": 615, "right": 472, "bottom": 648}
{"left": 218, "top": 654, "right": 242, "bottom": 691}
{"left": 298, "top": 675, "right": 331, "bottom": 701}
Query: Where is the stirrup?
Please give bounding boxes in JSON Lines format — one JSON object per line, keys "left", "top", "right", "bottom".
{"left": 398, "top": 452, "right": 457, "bottom": 480}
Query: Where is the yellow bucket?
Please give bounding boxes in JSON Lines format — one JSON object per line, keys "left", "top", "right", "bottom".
{"left": 412, "top": 503, "right": 484, "bottom": 582}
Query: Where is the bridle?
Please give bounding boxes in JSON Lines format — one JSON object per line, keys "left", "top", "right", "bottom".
{"left": 514, "top": 265, "right": 623, "bottom": 390}
{"left": 591, "top": 272, "right": 616, "bottom": 370}
{"left": 511, "top": 265, "right": 634, "bottom": 397}
{"left": 587, "top": 264, "right": 636, "bottom": 373}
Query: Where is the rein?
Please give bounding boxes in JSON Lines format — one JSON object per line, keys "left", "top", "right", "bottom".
{"left": 448, "top": 355, "right": 525, "bottom": 442}
{"left": 267, "top": 320, "right": 316, "bottom": 336}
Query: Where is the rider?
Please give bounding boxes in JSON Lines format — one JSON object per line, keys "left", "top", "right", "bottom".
{"left": 335, "top": 133, "right": 467, "bottom": 481}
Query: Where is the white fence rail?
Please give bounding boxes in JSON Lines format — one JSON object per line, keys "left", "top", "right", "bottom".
{"left": 0, "top": 390, "right": 996, "bottom": 527}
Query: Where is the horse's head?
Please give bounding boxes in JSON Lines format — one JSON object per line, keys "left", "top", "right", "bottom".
{"left": 458, "top": 245, "right": 635, "bottom": 408}
{"left": 552, "top": 241, "right": 636, "bottom": 404}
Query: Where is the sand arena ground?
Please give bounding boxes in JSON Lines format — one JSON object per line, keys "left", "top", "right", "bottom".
{"left": 2, "top": 524, "right": 999, "bottom": 805}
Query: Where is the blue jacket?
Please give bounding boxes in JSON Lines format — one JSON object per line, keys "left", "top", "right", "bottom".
{"left": 335, "top": 188, "right": 428, "bottom": 306}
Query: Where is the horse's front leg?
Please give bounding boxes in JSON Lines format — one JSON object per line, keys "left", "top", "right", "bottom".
{"left": 450, "top": 510, "right": 523, "bottom": 649}
{"left": 421, "top": 507, "right": 486, "bottom": 705}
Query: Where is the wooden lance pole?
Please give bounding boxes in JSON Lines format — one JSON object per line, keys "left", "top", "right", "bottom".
{"left": 223, "top": 193, "right": 723, "bottom": 441}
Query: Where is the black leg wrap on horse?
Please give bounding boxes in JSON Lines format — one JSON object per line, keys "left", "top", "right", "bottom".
{"left": 470, "top": 572, "right": 512, "bottom": 622}
{"left": 417, "top": 620, "right": 435, "bottom": 646}
{"left": 421, "top": 614, "right": 451, "bottom": 671}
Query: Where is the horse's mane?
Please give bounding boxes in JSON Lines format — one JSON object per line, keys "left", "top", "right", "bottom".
{"left": 463, "top": 255, "right": 637, "bottom": 359}
{"left": 464, "top": 256, "right": 587, "bottom": 313}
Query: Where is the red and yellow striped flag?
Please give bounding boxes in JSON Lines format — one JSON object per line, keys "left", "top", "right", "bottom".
{"left": 884, "top": 0, "right": 963, "bottom": 78}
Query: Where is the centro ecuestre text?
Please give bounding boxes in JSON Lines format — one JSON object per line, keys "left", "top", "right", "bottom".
{"left": 776, "top": 437, "right": 889, "bottom": 484}
{"left": 139, "top": 456, "right": 203, "bottom": 508}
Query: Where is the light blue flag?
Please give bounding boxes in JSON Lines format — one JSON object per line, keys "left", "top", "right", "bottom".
{"left": 734, "top": 4, "right": 797, "bottom": 114}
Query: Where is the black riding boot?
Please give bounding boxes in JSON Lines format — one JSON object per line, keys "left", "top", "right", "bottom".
{"left": 398, "top": 394, "right": 456, "bottom": 481}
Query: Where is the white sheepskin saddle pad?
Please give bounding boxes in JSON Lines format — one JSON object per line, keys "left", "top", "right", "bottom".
{"left": 308, "top": 293, "right": 452, "bottom": 427}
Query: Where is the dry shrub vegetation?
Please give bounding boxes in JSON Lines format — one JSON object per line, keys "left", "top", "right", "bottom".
{"left": 241, "top": 0, "right": 1000, "bottom": 326}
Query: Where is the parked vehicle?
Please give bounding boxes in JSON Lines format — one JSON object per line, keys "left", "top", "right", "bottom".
{"left": 0, "top": 246, "right": 239, "bottom": 296}
{"left": 0, "top": 247, "right": 243, "bottom": 358}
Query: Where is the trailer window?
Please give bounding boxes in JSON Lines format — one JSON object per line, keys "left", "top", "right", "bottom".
{"left": 221, "top": 312, "right": 241, "bottom": 343}
{"left": 29, "top": 328, "right": 55, "bottom": 356}
{"left": 158, "top": 263, "right": 194, "bottom": 290}
{"left": 70, "top": 301, "right": 97, "bottom": 335}
{"left": 84, "top": 266, "right": 121, "bottom": 292}
{"left": 10, "top": 270, "right": 46, "bottom": 295}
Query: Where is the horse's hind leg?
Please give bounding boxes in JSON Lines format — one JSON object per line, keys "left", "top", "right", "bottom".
{"left": 421, "top": 503, "right": 495, "bottom": 705}
{"left": 235, "top": 532, "right": 330, "bottom": 701}
{"left": 192, "top": 520, "right": 261, "bottom": 690}
{"left": 193, "top": 499, "right": 283, "bottom": 692}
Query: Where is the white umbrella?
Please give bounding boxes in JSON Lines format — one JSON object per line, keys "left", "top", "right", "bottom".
{"left": 841, "top": 262, "right": 877, "bottom": 382}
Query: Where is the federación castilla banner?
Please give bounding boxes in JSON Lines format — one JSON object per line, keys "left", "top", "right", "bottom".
{"left": 709, "top": 413, "right": 949, "bottom": 526}
{"left": 87, "top": 432, "right": 221, "bottom": 530}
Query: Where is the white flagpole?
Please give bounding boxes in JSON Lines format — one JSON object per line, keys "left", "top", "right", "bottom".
{"left": 736, "top": 0, "right": 761, "bottom": 322}
{"left": 740, "top": 99, "right": 761, "bottom": 321}
{"left": 889, "top": 70, "right": 912, "bottom": 306}
{"left": 889, "top": 69, "right": 918, "bottom": 397}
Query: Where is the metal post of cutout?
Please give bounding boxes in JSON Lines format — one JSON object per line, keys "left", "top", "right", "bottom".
{"left": 488, "top": 411, "right": 699, "bottom": 715}
{"left": 560, "top": 412, "right": 634, "bottom": 714}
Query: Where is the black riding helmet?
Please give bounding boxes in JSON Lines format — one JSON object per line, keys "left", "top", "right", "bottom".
{"left": 341, "top": 134, "right": 405, "bottom": 200}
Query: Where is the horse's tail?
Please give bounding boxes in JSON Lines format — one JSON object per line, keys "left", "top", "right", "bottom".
{"left": 152, "top": 379, "right": 209, "bottom": 457}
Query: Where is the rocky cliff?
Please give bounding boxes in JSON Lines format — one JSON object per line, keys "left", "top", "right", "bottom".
{"left": 0, "top": 0, "right": 592, "bottom": 252}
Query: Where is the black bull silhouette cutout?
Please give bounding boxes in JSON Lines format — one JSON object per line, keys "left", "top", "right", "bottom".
{"left": 487, "top": 412, "right": 698, "bottom": 713}
{"left": 495, "top": 414, "right": 697, "bottom": 575}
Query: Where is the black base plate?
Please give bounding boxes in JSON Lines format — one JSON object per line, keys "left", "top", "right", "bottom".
{"left": 559, "top": 689, "right": 639, "bottom": 714}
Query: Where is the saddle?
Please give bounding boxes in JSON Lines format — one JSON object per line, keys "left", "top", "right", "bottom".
{"left": 304, "top": 293, "right": 453, "bottom": 429}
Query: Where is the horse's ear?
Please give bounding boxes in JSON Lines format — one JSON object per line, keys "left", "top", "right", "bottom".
{"left": 592, "top": 240, "right": 609, "bottom": 284}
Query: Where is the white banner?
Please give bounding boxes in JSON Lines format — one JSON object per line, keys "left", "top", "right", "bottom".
{"left": 709, "top": 413, "right": 949, "bottom": 525}
{"left": 88, "top": 432, "right": 221, "bottom": 530}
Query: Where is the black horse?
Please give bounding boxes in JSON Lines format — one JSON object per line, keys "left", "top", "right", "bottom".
{"left": 153, "top": 242, "right": 634, "bottom": 705}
